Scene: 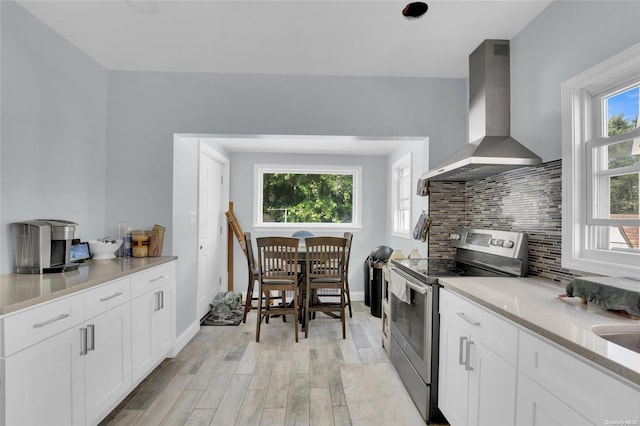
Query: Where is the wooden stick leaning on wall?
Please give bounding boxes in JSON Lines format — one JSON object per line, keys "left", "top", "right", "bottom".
{"left": 225, "top": 202, "right": 246, "bottom": 291}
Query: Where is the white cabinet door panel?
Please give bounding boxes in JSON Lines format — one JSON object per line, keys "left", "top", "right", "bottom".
{"left": 519, "top": 330, "right": 640, "bottom": 424}
{"left": 4, "top": 326, "right": 84, "bottom": 426}
{"left": 468, "top": 340, "right": 516, "bottom": 426}
{"left": 438, "top": 312, "right": 469, "bottom": 426}
{"left": 156, "top": 283, "right": 175, "bottom": 358}
{"left": 84, "top": 303, "right": 132, "bottom": 424}
{"left": 516, "top": 372, "right": 592, "bottom": 426}
{"left": 131, "top": 291, "right": 155, "bottom": 383}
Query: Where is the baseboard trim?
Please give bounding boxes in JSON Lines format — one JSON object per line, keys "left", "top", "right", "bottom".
{"left": 171, "top": 320, "right": 199, "bottom": 357}
{"left": 351, "top": 291, "right": 364, "bottom": 302}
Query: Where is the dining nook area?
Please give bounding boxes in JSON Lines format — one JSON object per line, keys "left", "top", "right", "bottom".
{"left": 241, "top": 230, "right": 354, "bottom": 343}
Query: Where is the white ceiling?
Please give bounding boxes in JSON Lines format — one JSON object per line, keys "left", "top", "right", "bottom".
{"left": 17, "top": 0, "right": 551, "bottom": 78}
{"left": 16, "top": 0, "right": 552, "bottom": 154}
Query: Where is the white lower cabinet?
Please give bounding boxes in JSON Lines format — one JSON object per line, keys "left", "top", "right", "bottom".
{"left": 439, "top": 288, "right": 640, "bottom": 426}
{"left": 438, "top": 310, "right": 469, "bottom": 425}
{"left": 516, "top": 372, "right": 591, "bottom": 426}
{"left": 131, "top": 281, "right": 174, "bottom": 383}
{"left": 438, "top": 289, "right": 517, "bottom": 426}
{"left": 516, "top": 330, "right": 640, "bottom": 426}
{"left": 0, "top": 260, "right": 176, "bottom": 426}
{"left": 467, "top": 339, "right": 517, "bottom": 425}
{"left": 4, "top": 325, "right": 85, "bottom": 426}
{"left": 83, "top": 302, "right": 132, "bottom": 423}
{"left": 3, "top": 281, "right": 132, "bottom": 426}
{"left": 130, "top": 263, "right": 176, "bottom": 384}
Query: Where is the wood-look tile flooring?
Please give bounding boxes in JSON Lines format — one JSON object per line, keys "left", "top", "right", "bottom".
{"left": 99, "top": 302, "right": 428, "bottom": 426}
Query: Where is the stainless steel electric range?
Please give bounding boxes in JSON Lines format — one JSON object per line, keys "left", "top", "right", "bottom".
{"left": 388, "top": 228, "right": 529, "bottom": 424}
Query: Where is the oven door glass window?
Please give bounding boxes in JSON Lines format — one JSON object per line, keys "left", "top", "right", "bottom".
{"left": 391, "top": 285, "right": 431, "bottom": 380}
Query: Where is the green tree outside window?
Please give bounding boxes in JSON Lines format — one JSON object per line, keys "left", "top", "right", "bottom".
{"left": 262, "top": 173, "right": 353, "bottom": 223}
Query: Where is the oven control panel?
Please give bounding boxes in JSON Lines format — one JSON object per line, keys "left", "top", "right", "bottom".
{"left": 450, "top": 228, "right": 527, "bottom": 259}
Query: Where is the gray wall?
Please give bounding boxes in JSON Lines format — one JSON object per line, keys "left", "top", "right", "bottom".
{"left": 510, "top": 0, "right": 640, "bottom": 162}
{"left": 105, "top": 72, "right": 467, "bottom": 244}
{"left": 0, "top": 1, "right": 109, "bottom": 273}
{"left": 106, "top": 72, "right": 465, "bottom": 335}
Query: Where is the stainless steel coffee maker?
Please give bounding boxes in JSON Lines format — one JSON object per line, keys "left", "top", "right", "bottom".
{"left": 12, "top": 219, "right": 79, "bottom": 274}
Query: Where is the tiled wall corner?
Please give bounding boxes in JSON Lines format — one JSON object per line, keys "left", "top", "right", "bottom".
{"left": 426, "top": 181, "right": 466, "bottom": 259}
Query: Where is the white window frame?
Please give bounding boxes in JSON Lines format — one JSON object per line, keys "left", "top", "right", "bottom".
{"left": 391, "top": 153, "right": 412, "bottom": 238}
{"left": 562, "top": 42, "right": 640, "bottom": 277}
{"left": 253, "top": 164, "right": 363, "bottom": 233}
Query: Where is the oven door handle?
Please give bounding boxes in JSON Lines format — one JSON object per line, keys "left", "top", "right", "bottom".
{"left": 405, "top": 280, "right": 428, "bottom": 295}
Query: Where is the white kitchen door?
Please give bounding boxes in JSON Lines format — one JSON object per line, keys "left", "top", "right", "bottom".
{"left": 197, "top": 150, "right": 224, "bottom": 319}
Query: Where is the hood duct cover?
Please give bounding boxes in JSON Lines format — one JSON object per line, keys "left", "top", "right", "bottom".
{"left": 423, "top": 40, "right": 541, "bottom": 182}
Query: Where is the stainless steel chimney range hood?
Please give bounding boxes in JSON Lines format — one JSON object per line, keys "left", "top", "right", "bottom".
{"left": 422, "top": 40, "right": 541, "bottom": 182}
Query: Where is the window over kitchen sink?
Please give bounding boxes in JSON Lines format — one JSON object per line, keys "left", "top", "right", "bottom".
{"left": 562, "top": 42, "right": 640, "bottom": 277}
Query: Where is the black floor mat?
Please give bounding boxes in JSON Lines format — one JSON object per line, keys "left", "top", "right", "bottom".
{"left": 200, "top": 309, "right": 244, "bottom": 326}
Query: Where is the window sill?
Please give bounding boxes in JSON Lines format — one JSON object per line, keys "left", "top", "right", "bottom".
{"left": 392, "top": 232, "right": 412, "bottom": 240}
{"left": 562, "top": 254, "right": 640, "bottom": 278}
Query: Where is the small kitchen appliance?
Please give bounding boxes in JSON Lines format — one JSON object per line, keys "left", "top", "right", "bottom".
{"left": 389, "top": 228, "right": 528, "bottom": 423}
{"left": 12, "top": 219, "right": 79, "bottom": 274}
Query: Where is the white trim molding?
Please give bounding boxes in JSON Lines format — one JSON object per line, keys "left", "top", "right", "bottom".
{"left": 561, "top": 42, "right": 640, "bottom": 278}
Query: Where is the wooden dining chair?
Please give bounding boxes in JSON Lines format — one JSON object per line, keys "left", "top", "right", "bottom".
{"left": 309, "top": 232, "right": 353, "bottom": 320}
{"left": 255, "top": 236, "right": 301, "bottom": 342}
{"left": 304, "top": 236, "right": 348, "bottom": 339}
{"left": 343, "top": 232, "right": 354, "bottom": 318}
{"left": 242, "top": 232, "right": 285, "bottom": 323}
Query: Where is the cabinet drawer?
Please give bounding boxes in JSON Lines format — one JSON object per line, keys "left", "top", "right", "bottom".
{"left": 131, "top": 263, "right": 175, "bottom": 298}
{"left": 519, "top": 330, "right": 640, "bottom": 423}
{"left": 440, "top": 289, "right": 518, "bottom": 365}
{"left": 3, "top": 294, "right": 84, "bottom": 356}
{"left": 84, "top": 278, "right": 131, "bottom": 319}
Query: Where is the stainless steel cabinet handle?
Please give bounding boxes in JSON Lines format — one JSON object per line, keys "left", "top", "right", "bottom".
{"left": 99, "top": 291, "right": 123, "bottom": 302}
{"left": 150, "top": 275, "right": 166, "bottom": 282}
{"left": 33, "top": 313, "right": 70, "bottom": 329}
{"left": 465, "top": 340, "right": 474, "bottom": 371}
{"left": 160, "top": 290, "right": 164, "bottom": 309}
{"left": 459, "top": 336, "right": 467, "bottom": 366}
{"left": 457, "top": 312, "right": 481, "bottom": 326}
{"left": 87, "top": 324, "right": 95, "bottom": 352}
{"left": 80, "top": 327, "right": 88, "bottom": 355}
{"left": 154, "top": 291, "right": 161, "bottom": 311}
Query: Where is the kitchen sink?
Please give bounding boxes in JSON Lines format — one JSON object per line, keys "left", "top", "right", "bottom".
{"left": 592, "top": 324, "right": 640, "bottom": 354}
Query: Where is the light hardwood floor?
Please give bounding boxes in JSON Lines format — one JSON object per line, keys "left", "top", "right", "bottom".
{"left": 100, "top": 302, "right": 429, "bottom": 426}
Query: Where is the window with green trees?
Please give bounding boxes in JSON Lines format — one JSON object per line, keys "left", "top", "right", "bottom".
{"left": 255, "top": 165, "right": 361, "bottom": 227}
{"left": 606, "top": 86, "right": 639, "bottom": 218}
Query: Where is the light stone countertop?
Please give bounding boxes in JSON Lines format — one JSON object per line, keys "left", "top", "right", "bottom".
{"left": 438, "top": 276, "right": 640, "bottom": 387}
{"left": 0, "top": 256, "right": 177, "bottom": 315}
